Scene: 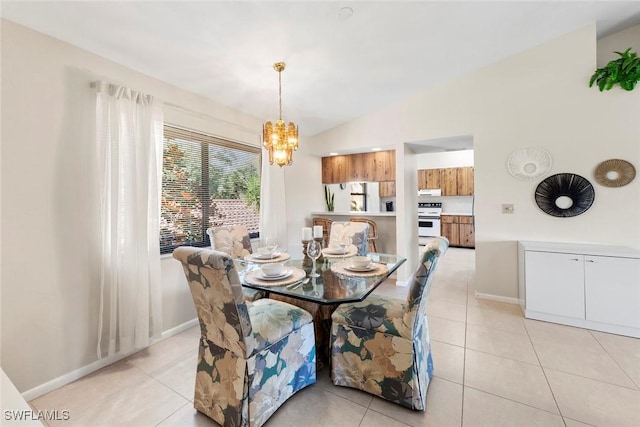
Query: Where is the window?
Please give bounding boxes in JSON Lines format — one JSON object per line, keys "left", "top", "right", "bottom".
{"left": 160, "top": 125, "right": 261, "bottom": 254}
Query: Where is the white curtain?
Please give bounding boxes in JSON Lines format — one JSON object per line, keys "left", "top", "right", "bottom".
{"left": 94, "top": 81, "right": 163, "bottom": 358}
{"left": 259, "top": 157, "right": 288, "bottom": 248}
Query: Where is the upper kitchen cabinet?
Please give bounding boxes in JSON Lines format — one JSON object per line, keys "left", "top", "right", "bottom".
{"left": 349, "top": 152, "right": 371, "bottom": 181}
{"left": 456, "top": 167, "right": 474, "bottom": 195}
{"left": 321, "top": 150, "right": 395, "bottom": 183}
{"left": 371, "top": 150, "right": 396, "bottom": 181}
{"left": 417, "top": 166, "right": 474, "bottom": 195}
{"left": 379, "top": 181, "right": 396, "bottom": 197}
{"left": 418, "top": 169, "right": 441, "bottom": 189}
{"left": 439, "top": 168, "right": 458, "bottom": 196}
{"left": 322, "top": 155, "right": 350, "bottom": 184}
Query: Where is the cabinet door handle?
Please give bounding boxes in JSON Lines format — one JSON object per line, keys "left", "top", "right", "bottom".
{"left": 585, "top": 259, "right": 595, "bottom": 263}
{"left": 569, "top": 258, "right": 580, "bottom": 261}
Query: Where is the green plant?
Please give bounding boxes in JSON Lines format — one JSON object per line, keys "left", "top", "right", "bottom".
{"left": 589, "top": 48, "right": 640, "bottom": 91}
{"left": 324, "top": 185, "right": 335, "bottom": 211}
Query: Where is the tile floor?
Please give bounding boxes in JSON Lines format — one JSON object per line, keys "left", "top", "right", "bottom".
{"left": 29, "top": 248, "right": 640, "bottom": 426}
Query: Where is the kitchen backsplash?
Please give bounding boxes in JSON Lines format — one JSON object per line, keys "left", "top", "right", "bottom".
{"left": 418, "top": 195, "right": 473, "bottom": 214}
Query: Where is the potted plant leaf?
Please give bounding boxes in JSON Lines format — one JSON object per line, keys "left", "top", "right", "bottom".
{"left": 589, "top": 47, "right": 640, "bottom": 91}
{"left": 324, "top": 185, "right": 335, "bottom": 211}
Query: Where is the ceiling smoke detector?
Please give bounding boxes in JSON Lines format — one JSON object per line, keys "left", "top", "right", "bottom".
{"left": 337, "top": 7, "right": 354, "bottom": 21}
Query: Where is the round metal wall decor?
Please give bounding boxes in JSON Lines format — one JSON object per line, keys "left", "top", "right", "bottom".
{"left": 593, "top": 159, "right": 636, "bottom": 187}
{"left": 535, "top": 173, "right": 595, "bottom": 217}
{"left": 507, "top": 147, "right": 552, "bottom": 180}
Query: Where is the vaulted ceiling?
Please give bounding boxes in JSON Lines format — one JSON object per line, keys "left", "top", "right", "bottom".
{"left": 3, "top": 1, "right": 639, "bottom": 137}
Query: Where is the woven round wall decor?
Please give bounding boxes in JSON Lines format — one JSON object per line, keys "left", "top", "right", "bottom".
{"left": 534, "top": 173, "right": 595, "bottom": 217}
{"left": 507, "top": 147, "right": 552, "bottom": 180}
{"left": 593, "top": 159, "right": 635, "bottom": 187}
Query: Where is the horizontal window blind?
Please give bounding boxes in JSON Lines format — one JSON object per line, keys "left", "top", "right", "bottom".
{"left": 160, "top": 125, "right": 261, "bottom": 254}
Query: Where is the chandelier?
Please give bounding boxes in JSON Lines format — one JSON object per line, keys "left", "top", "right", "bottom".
{"left": 263, "top": 62, "right": 298, "bottom": 167}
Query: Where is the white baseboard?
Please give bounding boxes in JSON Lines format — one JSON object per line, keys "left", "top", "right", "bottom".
{"left": 21, "top": 318, "right": 199, "bottom": 402}
{"left": 474, "top": 291, "right": 519, "bottom": 305}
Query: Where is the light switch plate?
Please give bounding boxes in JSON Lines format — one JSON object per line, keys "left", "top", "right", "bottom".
{"left": 502, "top": 204, "right": 515, "bottom": 214}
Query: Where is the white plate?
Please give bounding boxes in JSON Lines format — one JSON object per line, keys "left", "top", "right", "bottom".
{"left": 252, "top": 251, "right": 282, "bottom": 259}
{"left": 258, "top": 269, "right": 293, "bottom": 281}
{"left": 344, "top": 264, "right": 376, "bottom": 272}
{"left": 323, "top": 247, "right": 347, "bottom": 255}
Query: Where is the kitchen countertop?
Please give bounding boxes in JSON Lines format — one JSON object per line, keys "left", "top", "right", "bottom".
{"left": 442, "top": 212, "right": 473, "bottom": 216}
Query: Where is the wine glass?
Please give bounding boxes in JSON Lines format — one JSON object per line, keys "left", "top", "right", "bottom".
{"left": 307, "top": 240, "right": 322, "bottom": 278}
{"left": 339, "top": 234, "right": 351, "bottom": 259}
{"left": 264, "top": 236, "right": 278, "bottom": 259}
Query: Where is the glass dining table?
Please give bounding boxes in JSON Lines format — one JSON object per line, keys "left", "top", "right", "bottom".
{"left": 237, "top": 251, "right": 407, "bottom": 368}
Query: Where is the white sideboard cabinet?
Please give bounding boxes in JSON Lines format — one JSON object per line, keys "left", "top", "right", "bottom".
{"left": 518, "top": 241, "right": 640, "bottom": 338}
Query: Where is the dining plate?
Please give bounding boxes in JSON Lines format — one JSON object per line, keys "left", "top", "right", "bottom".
{"left": 252, "top": 251, "right": 282, "bottom": 259}
{"left": 258, "top": 269, "right": 293, "bottom": 281}
{"left": 344, "top": 264, "right": 376, "bottom": 272}
{"left": 323, "top": 247, "right": 347, "bottom": 255}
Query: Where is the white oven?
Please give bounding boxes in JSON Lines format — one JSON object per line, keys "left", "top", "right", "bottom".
{"left": 418, "top": 202, "right": 442, "bottom": 238}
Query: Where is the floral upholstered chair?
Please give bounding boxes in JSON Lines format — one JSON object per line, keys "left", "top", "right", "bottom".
{"left": 173, "top": 247, "right": 317, "bottom": 427}
{"left": 207, "top": 225, "right": 253, "bottom": 258}
{"left": 207, "top": 225, "right": 263, "bottom": 301}
{"left": 330, "top": 237, "right": 449, "bottom": 410}
{"left": 328, "top": 221, "right": 369, "bottom": 255}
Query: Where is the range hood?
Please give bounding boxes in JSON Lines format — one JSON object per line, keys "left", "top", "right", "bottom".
{"left": 418, "top": 189, "right": 442, "bottom": 196}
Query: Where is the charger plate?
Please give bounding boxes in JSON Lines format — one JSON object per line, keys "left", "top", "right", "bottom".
{"left": 331, "top": 261, "right": 388, "bottom": 277}
{"left": 322, "top": 246, "right": 357, "bottom": 258}
{"left": 244, "top": 267, "right": 306, "bottom": 287}
{"left": 244, "top": 252, "right": 291, "bottom": 264}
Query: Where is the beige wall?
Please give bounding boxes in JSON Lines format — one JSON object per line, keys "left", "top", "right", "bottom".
{"left": 3, "top": 17, "right": 639, "bottom": 396}
{"left": 0, "top": 20, "right": 263, "bottom": 393}
{"left": 304, "top": 24, "right": 640, "bottom": 298}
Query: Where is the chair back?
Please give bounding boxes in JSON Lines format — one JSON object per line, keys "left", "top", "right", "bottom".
{"left": 207, "top": 224, "right": 253, "bottom": 258}
{"left": 350, "top": 217, "right": 378, "bottom": 252}
{"left": 173, "top": 246, "right": 252, "bottom": 356}
{"left": 328, "top": 221, "right": 369, "bottom": 255}
{"left": 405, "top": 237, "right": 449, "bottom": 312}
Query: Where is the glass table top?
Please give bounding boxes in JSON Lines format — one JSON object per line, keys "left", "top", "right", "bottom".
{"left": 238, "top": 252, "right": 406, "bottom": 305}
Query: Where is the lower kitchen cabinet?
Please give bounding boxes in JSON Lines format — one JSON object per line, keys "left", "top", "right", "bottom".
{"left": 518, "top": 241, "right": 640, "bottom": 338}
{"left": 441, "top": 215, "right": 474, "bottom": 248}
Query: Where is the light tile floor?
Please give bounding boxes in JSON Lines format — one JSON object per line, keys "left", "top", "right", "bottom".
{"left": 29, "top": 248, "right": 640, "bottom": 426}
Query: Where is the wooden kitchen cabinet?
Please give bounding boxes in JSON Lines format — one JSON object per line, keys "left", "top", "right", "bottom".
{"left": 418, "top": 168, "right": 441, "bottom": 189}
{"left": 459, "top": 216, "right": 475, "bottom": 247}
{"left": 371, "top": 150, "right": 395, "bottom": 181}
{"left": 322, "top": 155, "right": 350, "bottom": 184}
{"left": 379, "top": 181, "right": 396, "bottom": 197}
{"left": 441, "top": 215, "right": 474, "bottom": 248}
{"left": 456, "top": 167, "right": 474, "bottom": 195}
{"left": 349, "top": 152, "right": 371, "bottom": 181}
{"left": 441, "top": 218, "right": 460, "bottom": 246}
{"left": 322, "top": 150, "right": 395, "bottom": 183}
{"left": 439, "top": 168, "right": 458, "bottom": 196}
{"left": 417, "top": 167, "right": 473, "bottom": 195}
